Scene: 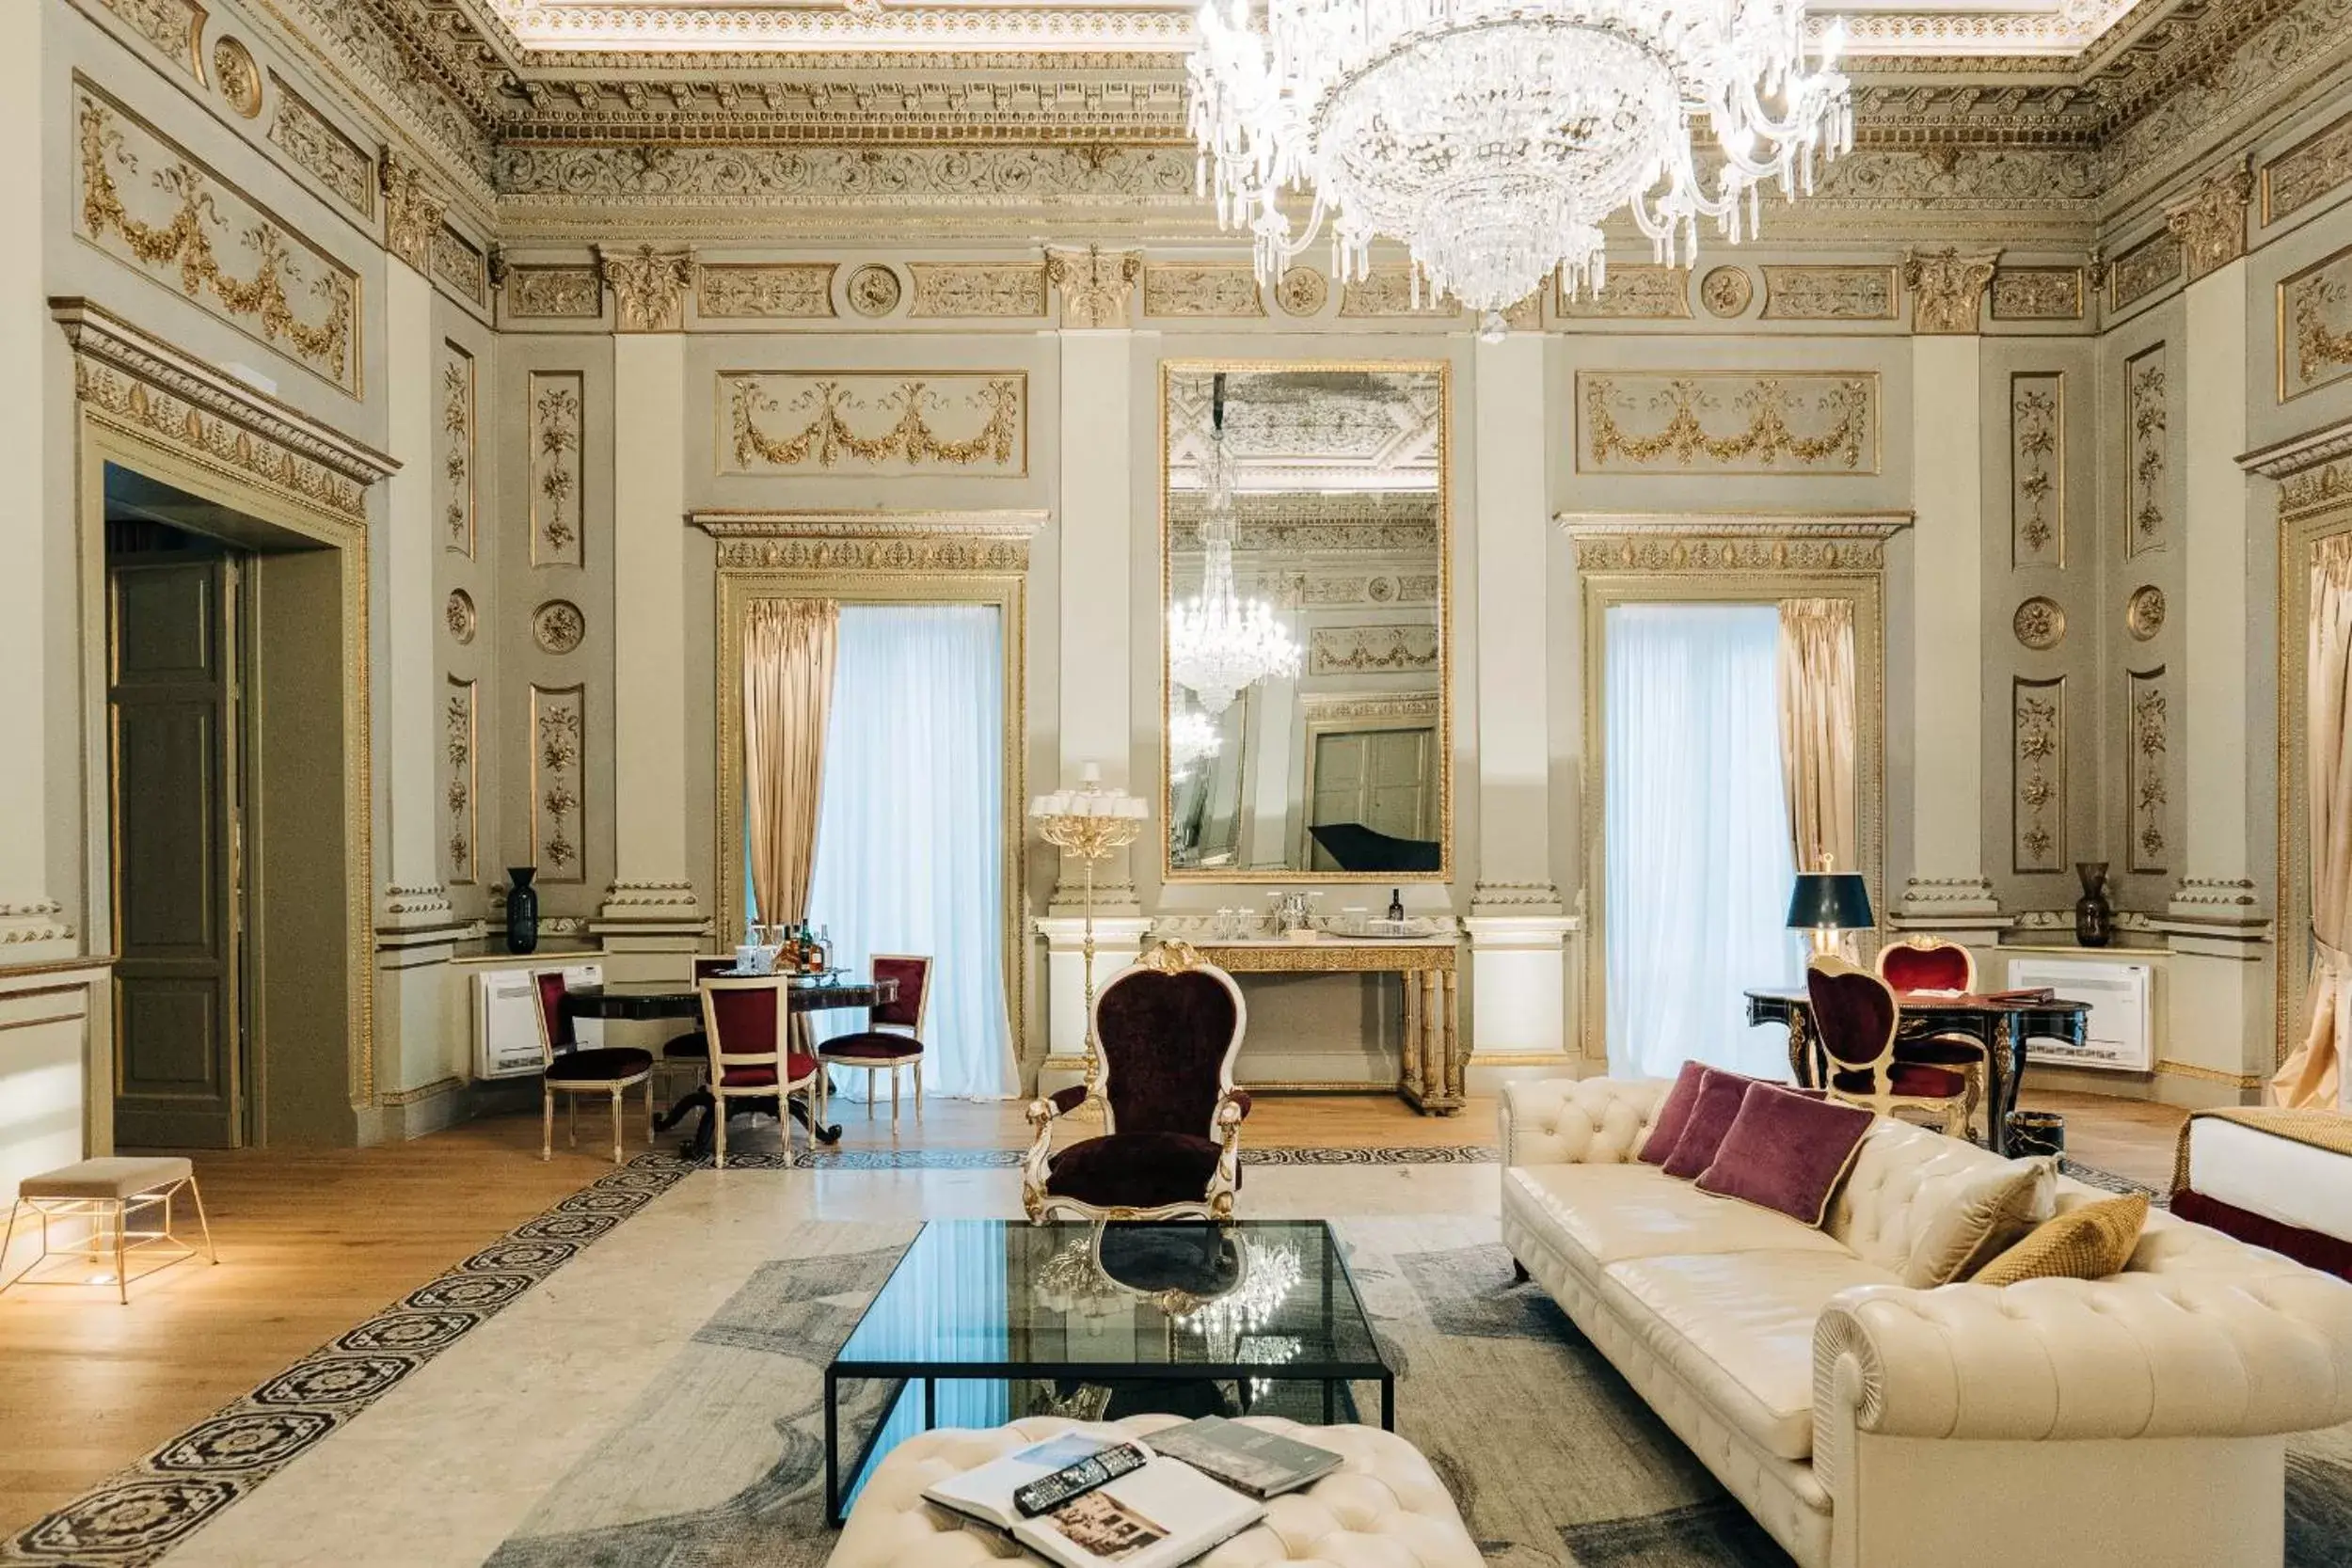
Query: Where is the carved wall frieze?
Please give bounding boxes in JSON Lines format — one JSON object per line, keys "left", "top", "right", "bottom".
{"left": 2010, "top": 371, "right": 2063, "bottom": 564}
{"left": 264, "top": 73, "right": 375, "bottom": 220}
{"left": 1759, "top": 265, "right": 1899, "bottom": 322}
{"left": 1308, "top": 626, "right": 1440, "bottom": 676}
{"left": 2279, "top": 245, "right": 2352, "bottom": 402}
{"left": 444, "top": 677, "right": 475, "bottom": 886}
{"left": 2128, "top": 665, "right": 2170, "bottom": 874}
{"left": 1579, "top": 373, "right": 1878, "bottom": 475}
{"left": 380, "top": 152, "right": 449, "bottom": 274}
{"left": 505, "top": 263, "right": 602, "bottom": 319}
{"left": 2164, "top": 158, "right": 2254, "bottom": 280}
{"left": 530, "top": 685, "right": 586, "bottom": 883}
{"left": 697, "top": 261, "right": 836, "bottom": 319}
{"left": 2126, "top": 345, "right": 2169, "bottom": 559}
{"left": 87, "top": 0, "right": 205, "bottom": 83}
{"left": 528, "top": 371, "right": 584, "bottom": 566}
{"left": 439, "top": 340, "right": 474, "bottom": 557}
{"left": 1142, "top": 262, "right": 1264, "bottom": 318}
{"left": 2265, "top": 107, "right": 2352, "bottom": 225}
{"left": 72, "top": 82, "right": 359, "bottom": 396}
{"left": 1901, "top": 247, "right": 1998, "bottom": 333}
{"left": 212, "top": 36, "right": 263, "bottom": 119}
{"left": 907, "top": 261, "right": 1046, "bottom": 318}
{"left": 1337, "top": 269, "right": 1458, "bottom": 319}
{"left": 694, "top": 510, "right": 1042, "bottom": 575}
{"left": 54, "top": 298, "right": 391, "bottom": 525}
{"left": 1045, "top": 245, "right": 1142, "bottom": 328}
{"left": 722, "top": 372, "right": 1025, "bottom": 475}
{"left": 499, "top": 143, "right": 1202, "bottom": 209}
{"left": 2108, "top": 230, "right": 2184, "bottom": 311}
{"left": 2012, "top": 676, "right": 2065, "bottom": 873}
{"left": 430, "top": 227, "right": 487, "bottom": 306}
{"left": 1558, "top": 515, "right": 1906, "bottom": 576}
{"left": 1989, "top": 266, "right": 2085, "bottom": 321}
{"left": 596, "top": 243, "right": 695, "bottom": 330}
{"left": 264, "top": 0, "right": 499, "bottom": 194}
{"left": 1558, "top": 265, "right": 1691, "bottom": 320}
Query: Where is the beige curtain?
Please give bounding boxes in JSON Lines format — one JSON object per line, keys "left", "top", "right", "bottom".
{"left": 2274, "top": 536, "right": 2352, "bottom": 1109}
{"left": 1776, "top": 597, "right": 1859, "bottom": 875}
{"left": 744, "top": 598, "right": 839, "bottom": 931}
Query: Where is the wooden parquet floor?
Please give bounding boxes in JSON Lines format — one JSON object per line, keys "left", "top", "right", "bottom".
{"left": 0, "top": 1086, "right": 2181, "bottom": 1538}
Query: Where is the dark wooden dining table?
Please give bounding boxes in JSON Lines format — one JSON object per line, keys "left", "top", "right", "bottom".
{"left": 564, "top": 974, "right": 898, "bottom": 1157}
{"left": 1743, "top": 988, "right": 2092, "bottom": 1155}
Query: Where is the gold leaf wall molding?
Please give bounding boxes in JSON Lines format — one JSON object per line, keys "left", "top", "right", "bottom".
{"left": 2128, "top": 665, "right": 2170, "bottom": 874}
{"left": 440, "top": 340, "right": 475, "bottom": 557}
{"left": 2164, "top": 158, "right": 2254, "bottom": 282}
{"left": 1309, "top": 626, "right": 1440, "bottom": 675}
{"left": 506, "top": 264, "right": 602, "bottom": 320}
{"left": 72, "top": 80, "right": 360, "bottom": 397}
{"left": 431, "top": 227, "right": 488, "bottom": 307}
{"left": 53, "top": 297, "right": 392, "bottom": 525}
{"left": 1759, "top": 265, "right": 1899, "bottom": 322}
{"left": 529, "top": 371, "right": 584, "bottom": 566}
{"left": 88, "top": 0, "right": 205, "bottom": 86}
{"left": 693, "top": 509, "right": 1044, "bottom": 575}
{"left": 264, "top": 72, "right": 375, "bottom": 221}
{"left": 1557, "top": 513, "right": 1909, "bottom": 575}
{"left": 908, "top": 262, "right": 1046, "bottom": 319}
{"left": 530, "top": 685, "right": 587, "bottom": 883}
{"left": 2108, "top": 230, "right": 2184, "bottom": 311}
{"left": 2010, "top": 371, "right": 2063, "bottom": 565}
{"left": 596, "top": 243, "right": 695, "bottom": 330}
{"left": 722, "top": 372, "right": 1025, "bottom": 476}
{"left": 1142, "top": 263, "right": 1264, "bottom": 318}
{"left": 2126, "top": 345, "right": 2169, "bottom": 559}
{"left": 697, "top": 261, "right": 836, "bottom": 320}
{"left": 2278, "top": 244, "right": 2352, "bottom": 403}
{"left": 1901, "top": 247, "right": 1998, "bottom": 334}
{"left": 444, "top": 677, "right": 476, "bottom": 886}
{"left": 2265, "top": 108, "right": 2352, "bottom": 226}
{"left": 379, "top": 153, "right": 449, "bottom": 275}
{"left": 1578, "top": 373, "right": 1878, "bottom": 475}
{"left": 1046, "top": 245, "right": 1142, "bottom": 329}
{"left": 2012, "top": 676, "right": 2065, "bottom": 874}
{"left": 1989, "top": 266, "right": 2084, "bottom": 321}
{"left": 1557, "top": 265, "right": 1691, "bottom": 320}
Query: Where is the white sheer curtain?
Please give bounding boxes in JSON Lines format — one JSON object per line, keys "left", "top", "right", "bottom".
{"left": 1604, "top": 604, "right": 1801, "bottom": 1080}
{"left": 807, "top": 605, "right": 1016, "bottom": 1100}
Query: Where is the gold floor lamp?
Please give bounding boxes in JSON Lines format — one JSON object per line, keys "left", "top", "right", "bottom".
{"left": 1030, "top": 763, "right": 1148, "bottom": 1103}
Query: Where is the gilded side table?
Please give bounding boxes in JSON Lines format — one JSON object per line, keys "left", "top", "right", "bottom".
{"left": 1193, "top": 938, "right": 1464, "bottom": 1114}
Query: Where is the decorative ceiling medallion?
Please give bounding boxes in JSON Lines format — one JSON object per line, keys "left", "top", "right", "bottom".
{"left": 532, "top": 598, "right": 586, "bottom": 655}
{"left": 2012, "top": 594, "right": 2065, "bottom": 651}
{"left": 446, "top": 589, "right": 477, "bottom": 644}
{"left": 1275, "top": 268, "right": 1328, "bottom": 318}
{"left": 2126, "top": 584, "right": 2166, "bottom": 641}
{"left": 845, "top": 263, "right": 902, "bottom": 318}
{"left": 1700, "top": 267, "right": 1754, "bottom": 319}
{"left": 212, "top": 38, "right": 262, "bottom": 119}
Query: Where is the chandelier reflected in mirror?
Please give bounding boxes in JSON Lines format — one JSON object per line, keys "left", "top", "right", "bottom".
{"left": 1168, "top": 374, "right": 1302, "bottom": 716}
{"left": 1187, "top": 0, "right": 1853, "bottom": 338}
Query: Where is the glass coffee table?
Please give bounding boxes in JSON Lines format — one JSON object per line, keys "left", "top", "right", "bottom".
{"left": 823, "top": 1219, "right": 1392, "bottom": 1524}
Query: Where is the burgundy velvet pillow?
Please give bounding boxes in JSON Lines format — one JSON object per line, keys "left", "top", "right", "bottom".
{"left": 1696, "top": 1083, "right": 1876, "bottom": 1227}
{"left": 1638, "top": 1061, "right": 1711, "bottom": 1164}
{"left": 1661, "top": 1068, "right": 1758, "bottom": 1180}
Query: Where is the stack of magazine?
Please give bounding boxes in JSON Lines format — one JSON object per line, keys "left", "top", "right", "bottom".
{"left": 921, "top": 1417, "right": 1343, "bottom": 1568}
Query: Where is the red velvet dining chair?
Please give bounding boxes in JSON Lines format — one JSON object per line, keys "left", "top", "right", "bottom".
{"left": 657, "top": 956, "right": 743, "bottom": 1101}
{"left": 697, "top": 975, "right": 823, "bottom": 1168}
{"left": 815, "top": 955, "right": 931, "bottom": 1128}
{"left": 1874, "top": 936, "right": 1990, "bottom": 1136}
{"left": 533, "top": 971, "right": 657, "bottom": 1164}
{"left": 1807, "top": 955, "right": 1970, "bottom": 1137}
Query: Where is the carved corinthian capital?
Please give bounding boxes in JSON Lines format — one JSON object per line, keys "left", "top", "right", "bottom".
{"left": 2165, "top": 158, "right": 2255, "bottom": 282}
{"left": 1901, "top": 247, "right": 2000, "bottom": 335}
{"left": 378, "top": 152, "right": 446, "bottom": 274}
{"left": 596, "top": 244, "right": 697, "bottom": 332}
{"left": 1045, "top": 245, "right": 1144, "bottom": 329}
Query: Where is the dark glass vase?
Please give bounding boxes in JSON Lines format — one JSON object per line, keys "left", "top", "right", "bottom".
{"left": 504, "top": 867, "right": 540, "bottom": 955}
{"left": 2073, "top": 861, "right": 2113, "bottom": 949}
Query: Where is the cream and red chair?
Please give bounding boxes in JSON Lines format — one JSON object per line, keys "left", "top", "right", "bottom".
{"left": 534, "top": 970, "right": 657, "bottom": 1164}
{"left": 1873, "top": 936, "right": 1989, "bottom": 1136}
{"left": 815, "top": 955, "right": 931, "bottom": 1127}
{"left": 698, "top": 974, "right": 823, "bottom": 1168}
{"left": 656, "top": 956, "right": 743, "bottom": 1101}
{"left": 1022, "top": 942, "right": 1251, "bottom": 1222}
{"left": 1807, "top": 955, "right": 1969, "bottom": 1137}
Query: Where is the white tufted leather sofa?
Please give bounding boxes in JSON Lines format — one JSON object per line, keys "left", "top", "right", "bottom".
{"left": 827, "top": 1414, "right": 1483, "bottom": 1568}
{"left": 1501, "top": 1075, "right": 2352, "bottom": 1568}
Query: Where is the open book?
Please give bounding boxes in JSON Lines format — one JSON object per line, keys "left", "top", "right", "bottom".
{"left": 1141, "top": 1417, "right": 1343, "bottom": 1499}
{"left": 923, "top": 1434, "right": 1263, "bottom": 1568}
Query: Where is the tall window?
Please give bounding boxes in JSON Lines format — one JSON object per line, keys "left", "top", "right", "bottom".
{"left": 1604, "top": 604, "right": 1798, "bottom": 1079}
{"left": 806, "top": 605, "right": 1015, "bottom": 1100}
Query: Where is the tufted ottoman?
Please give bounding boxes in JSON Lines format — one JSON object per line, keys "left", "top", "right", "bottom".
{"left": 827, "top": 1414, "right": 1482, "bottom": 1568}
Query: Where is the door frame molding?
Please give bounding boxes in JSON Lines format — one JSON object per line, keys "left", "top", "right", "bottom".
{"left": 56, "top": 299, "right": 393, "bottom": 1150}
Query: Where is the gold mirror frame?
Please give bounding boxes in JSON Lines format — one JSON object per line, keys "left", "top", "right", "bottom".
{"left": 1158, "top": 358, "right": 1454, "bottom": 884}
{"left": 1565, "top": 513, "right": 1900, "bottom": 1069}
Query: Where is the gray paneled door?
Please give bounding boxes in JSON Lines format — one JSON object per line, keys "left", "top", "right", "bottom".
{"left": 109, "top": 555, "right": 245, "bottom": 1148}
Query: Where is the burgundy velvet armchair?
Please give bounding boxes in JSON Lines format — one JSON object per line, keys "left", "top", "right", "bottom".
{"left": 1874, "top": 936, "right": 1989, "bottom": 1135}
{"left": 1807, "top": 955, "right": 1969, "bottom": 1137}
{"left": 1022, "top": 942, "right": 1251, "bottom": 1223}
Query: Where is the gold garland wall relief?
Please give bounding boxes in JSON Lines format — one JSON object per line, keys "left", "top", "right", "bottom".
{"left": 72, "top": 81, "right": 358, "bottom": 396}
{"left": 1578, "top": 373, "right": 1876, "bottom": 474}
{"left": 722, "top": 372, "right": 1025, "bottom": 476}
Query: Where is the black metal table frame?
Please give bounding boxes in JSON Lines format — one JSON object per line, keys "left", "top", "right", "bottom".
{"left": 1744, "top": 990, "right": 2090, "bottom": 1156}
{"left": 821, "top": 1226, "right": 1395, "bottom": 1526}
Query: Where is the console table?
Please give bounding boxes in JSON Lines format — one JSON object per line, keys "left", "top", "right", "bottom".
{"left": 1190, "top": 938, "right": 1463, "bottom": 1115}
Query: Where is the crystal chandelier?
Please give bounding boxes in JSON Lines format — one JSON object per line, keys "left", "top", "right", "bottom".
{"left": 1169, "top": 377, "right": 1301, "bottom": 716}
{"left": 1168, "top": 703, "right": 1223, "bottom": 780}
{"left": 1187, "top": 0, "right": 1853, "bottom": 337}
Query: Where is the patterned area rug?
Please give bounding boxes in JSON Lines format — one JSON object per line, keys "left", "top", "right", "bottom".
{"left": 698, "top": 1144, "right": 1502, "bottom": 1171}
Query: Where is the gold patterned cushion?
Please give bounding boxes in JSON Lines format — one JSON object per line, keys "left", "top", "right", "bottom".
{"left": 1973, "top": 1194, "right": 2149, "bottom": 1287}
{"left": 1901, "top": 1157, "right": 2055, "bottom": 1288}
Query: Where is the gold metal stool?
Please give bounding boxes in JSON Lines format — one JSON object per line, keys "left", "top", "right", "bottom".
{"left": 0, "top": 1157, "right": 217, "bottom": 1306}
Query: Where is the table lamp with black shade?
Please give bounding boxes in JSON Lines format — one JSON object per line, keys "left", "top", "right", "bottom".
{"left": 1787, "top": 862, "right": 1874, "bottom": 959}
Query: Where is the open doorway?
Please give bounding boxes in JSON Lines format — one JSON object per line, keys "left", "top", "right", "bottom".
{"left": 100, "top": 465, "right": 358, "bottom": 1148}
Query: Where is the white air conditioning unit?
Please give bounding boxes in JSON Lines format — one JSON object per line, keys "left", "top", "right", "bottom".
{"left": 473, "top": 963, "right": 602, "bottom": 1080}
{"left": 2005, "top": 956, "right": 2153, "bottom": 1073}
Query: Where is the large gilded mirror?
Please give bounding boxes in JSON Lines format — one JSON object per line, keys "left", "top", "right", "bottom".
{"left": 1160, "top": 361, "right": 1451, "bottom": 880}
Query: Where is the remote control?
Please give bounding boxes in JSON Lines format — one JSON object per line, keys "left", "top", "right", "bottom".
{"left": 1013, "top": 1443, "right": 1148, "bottom": 1517}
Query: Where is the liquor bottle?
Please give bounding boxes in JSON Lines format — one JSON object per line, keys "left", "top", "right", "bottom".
{"left": 1387, "top": 888, "right": 1405, "bottom": 924}
{"left": 817, "top": 924, "right": 834, "bottom": 974}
